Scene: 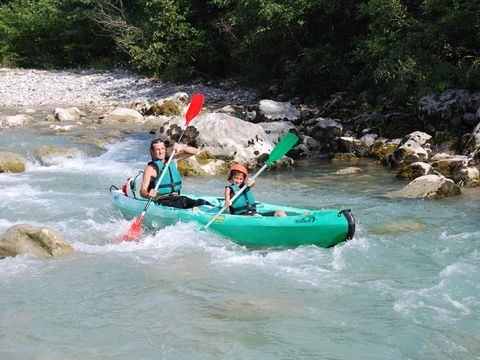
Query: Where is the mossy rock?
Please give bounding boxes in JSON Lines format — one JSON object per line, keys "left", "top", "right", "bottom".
{"left": 177, "top": 159, "right": 201, "bottom": 176}
{"left": 35, "top": 145, "right": 79, "bottom": 160}
{"left": 396, "top": 166, "right": 416, "bottom": 180}
{"left": 0, "top": 152, "right": 26, "bottom": 173}
{"left": 330, "top": 153, "right": 359, "bottom": 162}
{"left": 148, "top": 100, "right": 181, "bottom": 116}
{"left": 196, "top": 151, "right": 215, "bottom": 165}
{"left": 370, "top": 143, "right": 397, "bottom": 160}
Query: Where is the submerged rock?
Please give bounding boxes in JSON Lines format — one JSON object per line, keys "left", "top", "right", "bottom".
{"left": 0, "top": 224, "right": 74, "bottom": 259}
{"left": 0, "top": 151, "right": 27, "bottom": 173}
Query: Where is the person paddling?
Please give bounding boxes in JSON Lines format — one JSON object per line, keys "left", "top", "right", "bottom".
{"left": 224, "top": 164, "right": 286, "bottom": 217}
{"left": 140, "top": 138, "right": 210, "bottom": 208}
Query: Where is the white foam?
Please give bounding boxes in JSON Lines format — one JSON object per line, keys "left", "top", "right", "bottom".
{"left": 439, "top": 231, "right": 480, "bottom": 241}
{"left": 440, "top": 262, "right": 475, "bottom": 278}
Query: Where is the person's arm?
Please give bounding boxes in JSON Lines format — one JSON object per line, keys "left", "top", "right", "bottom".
{"left": 139, "top": 165, "right": 157, "bottom": 198}
{"left": 172, "top": 143, "right": 198, "bottom": 161}
{"left": 224, "top": 187, "right": 232, "bottom": 207}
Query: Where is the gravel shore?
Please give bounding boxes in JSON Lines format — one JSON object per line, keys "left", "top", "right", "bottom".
{"left": 0, "top": 68, "right": 256, "bottom": 108}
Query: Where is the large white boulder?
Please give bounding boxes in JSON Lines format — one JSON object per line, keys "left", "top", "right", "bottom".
{"left": 154, "top": 113, "right": 280, "bottom": 165}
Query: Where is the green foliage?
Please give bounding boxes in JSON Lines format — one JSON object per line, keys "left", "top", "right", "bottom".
{"left": 0, "top": 0, "right": 120, "bottom": 68}
{"left": 0, "top": 0, "right": 478, "bottom": 108}
{"left": 353, "top": 0, "right": 480, "bottom": 105}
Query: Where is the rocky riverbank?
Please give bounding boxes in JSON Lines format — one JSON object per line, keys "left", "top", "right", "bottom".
{"left": 0, "top": 67, "right": 256, "bottom": 108}
{"left": 1, "top": 67, "right": 480, "bottom": 200}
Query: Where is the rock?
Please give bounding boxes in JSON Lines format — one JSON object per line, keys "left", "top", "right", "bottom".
{"left": 146, "top": 99, "right": 181, "bottom": 116}
{"left": 359, "top": 133, "right": 378, "bottom": 146}
{"left": 458, "top": 167, "right": 480, "bottom": 187}
{"left": 305, "top": 118, "right": 343, "bottom": 153}
{"left": 49, "top": 124, "right": 77, "bottom": 132}
{"left": 385, "top": 175, "right": 461, "bottom": 199}
{"left": 54, "top": 107, "right": 86, "bottom": 121}
{"left": 418, "top": 89, "right": 475, "bottom": 132}
{"left": 154, "top": 113, "right": 278, "bottom": 165}
{"left": 370, "top": 139, "right": 400, "bottom": 161}
{"left": 430, "top": 155, "right": 470, "bottom": 181}
{"left": 1, "top": 114, "right": 35, "bottom": 127}
{"left": 369, "top": 220, "right": 428, "bottom": 235}
{"left": 101, "top": 108, "right": 144, "bottom": 124}
{"left": 34, "top": 145, "right": 81, "bottom": 166}
{"left": 330, "top": 153, "right": 359, "bottom": 162}
{"left": 258, "top": 121, "right": 297, "bottom": 143}
{"left": 334, "top": 167, "right": 364, "bottom": 175}
{"left": 387, "top": 131, "right": 433, "bottom": 167}
{"left": 0, "top": 152, "right": 27, "bottom": 173}
{"left": 288, "top": 144, "right": 310, "bottom": 158}
{"left": 168, "top": 92, "right": 189, "bottom": 104}
{"left": 396, "top": 162, "right": 431, "bottom": 180}
{"left": 337, "top": 137, "right": 370, "bottom": 157}
{"left": 217, "top": 105, "right": 239, "bottom": 116}
{"left": 0, "top": 224, "right": 74, "bottom": 259}
{"left": 463, "top": 112, "right": 479, "bottom": 126}
{"left": 178, "top": 153, "right": 226, "bottom": 176}
{"left": 258, "top": 99, "right": 300, "bottom": 122}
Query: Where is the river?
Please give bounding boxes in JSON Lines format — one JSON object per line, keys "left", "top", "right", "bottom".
{"left": 1, "top": 116, "right": 479, "bottom": 359}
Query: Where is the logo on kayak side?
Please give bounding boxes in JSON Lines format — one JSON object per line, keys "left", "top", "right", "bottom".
{"left": 295, "top": 215, "right": 316, "bottom": 223}
{"left": 214, "top": 215, "right": 225, "bottom": 223}
{"left": 113, "top": 194, "right": 119, "bottom": 200}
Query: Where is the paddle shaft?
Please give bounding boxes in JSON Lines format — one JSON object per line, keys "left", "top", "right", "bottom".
{"left": 203, "top": 163, "right": 268, "bottom": 229}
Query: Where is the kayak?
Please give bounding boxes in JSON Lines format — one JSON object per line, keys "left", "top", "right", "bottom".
{"left": 110, "top": 187, "right": 355, "bottom": 248}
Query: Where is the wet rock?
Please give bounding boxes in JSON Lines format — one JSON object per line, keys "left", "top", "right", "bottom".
{"left": 337, "top": 137, "right": 370, "bottom": 157}
{"left": 330, "top": 153, "right": 359, "bottom": 162}
{"left": 334, "top": 167, "right": 364, "bottom": 175}
{"left": 396, "top": 162, "right": 432, "bottom": 180}
{"left": 1, "top": 114, "right": 35, "bottom": 127}
{"left": 370, "top": 139, "right": 400, "bottom": 162}
{"left": 387, "top": 131, "right": 433, "bottom": 167}
{"left": 0, "top": 152, "right": 27, "bottom": 173}
{"left": 146, "top": 99, "right": 181, "bottom": 116}
{"left": 0, "top": 224, "right": 74, "bottom": 259}
{"left": 34, "top": 145, "right": 82, "bottom": 166}
{"left": 385, "top": 175, "right": 461, "bottom": 199}
{"left": 101, "top": 108, "right": 144, "bottom": 124}
{"left": 54, "top": 107, "right": 86, "bottom": 121}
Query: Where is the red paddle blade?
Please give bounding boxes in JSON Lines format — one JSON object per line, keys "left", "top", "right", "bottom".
{"left": 120, "top": 215, "right": 144, "bottom": 242}
{"left": 185, "top": 93, "right": 204, "bottom": 126}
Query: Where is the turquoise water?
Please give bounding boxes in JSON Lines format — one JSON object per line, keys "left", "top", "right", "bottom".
{"left": 0, "top": 121, "right": 479, "bottom": 359}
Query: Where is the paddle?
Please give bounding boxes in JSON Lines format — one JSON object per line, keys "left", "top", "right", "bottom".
{"left": 203, "top": 132, "right": 298, "bottom": 229}
{"left": 121, "top": 93, "right": 205, "bottom": 241}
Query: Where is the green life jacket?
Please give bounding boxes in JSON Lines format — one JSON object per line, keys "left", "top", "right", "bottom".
{"left": 227, "top": 184, "right": 256, "bottom": 215}
{"left": 149, "top": 157, "right": 182, "bottom": 195}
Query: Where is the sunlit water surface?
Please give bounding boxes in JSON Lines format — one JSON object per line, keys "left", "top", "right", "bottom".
{"left": 0, "top": 121, "right": 479, "bottom": 360}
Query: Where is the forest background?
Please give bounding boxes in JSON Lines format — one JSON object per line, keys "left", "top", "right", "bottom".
{"left": 0, "top": 0, "right": 479, "bottom": 111}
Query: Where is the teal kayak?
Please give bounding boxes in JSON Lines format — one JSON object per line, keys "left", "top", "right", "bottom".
{"left": 110, "top": 187, "right": 355, "bottom": 248}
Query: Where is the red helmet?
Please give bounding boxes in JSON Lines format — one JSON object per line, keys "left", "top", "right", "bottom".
{"left": 227, "top": 164, "right": 248, "bottom": 180}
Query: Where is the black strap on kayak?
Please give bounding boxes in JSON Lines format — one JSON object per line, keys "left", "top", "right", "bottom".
{"left": 338, "top": 209, "right": 355, "bottom": 240}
